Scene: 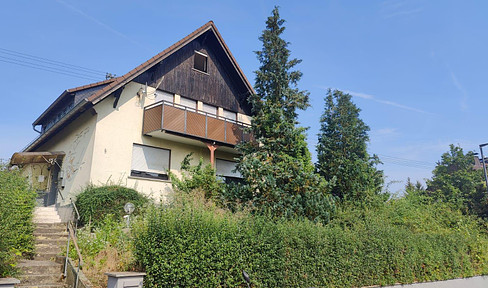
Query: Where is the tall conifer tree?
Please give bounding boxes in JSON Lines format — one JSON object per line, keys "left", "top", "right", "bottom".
{"left": 316, "top": 89, "right": 383, "bottom": 204}
{"left": 235, "top": 7, "right": 334, "bottom": 223}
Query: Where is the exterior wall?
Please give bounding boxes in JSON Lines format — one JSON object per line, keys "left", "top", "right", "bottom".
{"left": 36, "top": 111, "right": 97, "bottom": 205}
{"left": 89, "top": 82, "right": 234, "bottom": 202}
{"left": 20, "top": 163, "right": 50, "bottom": 192}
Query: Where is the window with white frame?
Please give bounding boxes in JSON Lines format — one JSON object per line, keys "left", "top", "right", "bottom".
{"left": 216, "top": 159, "right": 241, "bottom": 179}
{"left": 131, "top": 144, "right": 170, "bottom": 180}
{"left": 194, "top": 51, "right": 208, "bottom": 73}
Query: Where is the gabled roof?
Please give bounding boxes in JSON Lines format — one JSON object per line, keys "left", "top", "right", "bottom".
{"left": 26, "top": 21, "right": 253, "bottom": 152}
{"left": 88, "top": 20, "right": 254, "bottom": 105}
{"left": 33, "top": 77, "right": 119, "bottom": 126}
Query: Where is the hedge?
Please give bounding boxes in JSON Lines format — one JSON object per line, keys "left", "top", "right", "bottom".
{"left": 132, "top": 192, "right": 488, "bottom": 287}
{"left": 0, "top": 165, "right": 36, "bottom": 277}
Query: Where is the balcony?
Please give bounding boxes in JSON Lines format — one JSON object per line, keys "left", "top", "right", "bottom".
{"left": 143, "top": 101, "right": 251, "bottom": 146}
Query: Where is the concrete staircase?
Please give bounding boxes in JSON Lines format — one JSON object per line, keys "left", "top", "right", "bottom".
{"left": 18, "top": 206, "right": 67, "bottom": 288}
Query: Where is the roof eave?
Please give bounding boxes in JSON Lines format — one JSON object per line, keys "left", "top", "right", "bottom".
{"left": 24, "top": 99, "right": 91, "bottom": 152}
{"left": 33, "top": 78, "right": 117, "bottom": 126}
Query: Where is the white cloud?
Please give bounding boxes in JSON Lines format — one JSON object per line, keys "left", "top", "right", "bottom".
{"left": 373, "top": 128, "right": 399, "bottom": 136}
{"left": 449, "top": 71, "right": 469, "bottom": 111}
{"left": 380, "top": 0, "right": 423, "bottom": 19}
{"left": 344, "top": 90, "right": 435, "bottom": 115}
{"left": 56, "top": 0, "right": 149, "bottom": 51}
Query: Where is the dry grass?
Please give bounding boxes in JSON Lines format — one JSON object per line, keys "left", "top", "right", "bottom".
{"left": 82, "top": 245, "right": 134, "bottom": 288}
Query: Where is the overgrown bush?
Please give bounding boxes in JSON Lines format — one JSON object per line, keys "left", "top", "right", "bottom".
{"left": 0, "top": 164, "right": 36, "bottom": 277}
{"left": 75, "top": 185, "right": 149, "bottom": 226}
{"left": 132, "top": 190, "right": 488, "bottom": 288}
{"left": 132, "top": 191, "right": 285, "bottom": 287}
{"left": 69, "top": 214, "right": 134, "bottom": 288}
{"left": 169, "top": 153, "right": 224, "bottom": 200}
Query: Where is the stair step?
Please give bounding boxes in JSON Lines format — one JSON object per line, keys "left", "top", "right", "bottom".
{"left": 34, "top": 232, "right": 68, "bottom": 238}
{"left": 20, "top": 274, "right": 64, "bottom": 285}
{"left": 35, "top": 244, "right": 64, "bottom": 255}
{"left": 35, "top": 224, "right": 66, "bottom": 230}
{"left": 36, "top": 239, "right": 65, "bottom": 246}
{"left": 35, "top": 235, "right": 67, "bottom": 242}
{"left": 18, "top": 261, "right": 63, "bottom": 275}
{"left": 34, "top": 220, "right": 63, "bottom": 224}
{"left": 34, "top": 253, "right": 59, "bottom": 261}
{"left": 35, "top": 229, "right": 67, "bottom": 236}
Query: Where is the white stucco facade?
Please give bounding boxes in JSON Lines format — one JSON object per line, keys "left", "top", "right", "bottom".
{"left": 29, "top": 81, "right": 240, "bottom": 205}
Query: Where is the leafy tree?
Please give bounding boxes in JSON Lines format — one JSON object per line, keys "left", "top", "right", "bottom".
{"left": 316, "top": 89, "right": 384, "bottom": 205}
{"left": 235, "top": 7, "right": 335, "bottom": 223}
{"left": 425, "top": 144, "right": 488, "bottom": 218}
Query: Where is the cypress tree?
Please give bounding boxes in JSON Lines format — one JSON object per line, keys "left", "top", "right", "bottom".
{"left": 316, "top": 89, "right": 383, "bottom": 205}
{"left": 235, "top": 7, "right": 334, "bottom": 223}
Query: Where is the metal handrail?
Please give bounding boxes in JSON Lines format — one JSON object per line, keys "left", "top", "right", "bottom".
{"left": 71, "top": 198, "right": 80, "bottom": 222}
{"left": 64, "top": 220, "right": 83, "bottom": 288}
{"left": 64, "top": 199, "right": 82, "bottom": 288}
{"left": 145, "top": 100, "right": 251, "bottom": 127}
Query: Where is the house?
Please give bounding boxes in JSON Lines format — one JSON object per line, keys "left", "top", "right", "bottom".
{"left": 10, "top": 21, "right": 253, "bottom": 215}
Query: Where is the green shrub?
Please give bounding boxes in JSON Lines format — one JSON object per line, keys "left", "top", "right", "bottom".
{"left": 75, "top": 185, "right": 149, "bottom": 226}
{"left": 0, "top": 164, "right": 36, "bottom": 277}
{"left": 131, "top": 191, "right": 488, "bottom": 287}
{"left": 169, "top": 153, "right": 224, "bottom": 200}
{"left": 132, "top": 191, "right": 285, "bottom": 287}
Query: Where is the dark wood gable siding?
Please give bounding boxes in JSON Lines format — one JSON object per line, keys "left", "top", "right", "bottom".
{"left": 134, "top": 31, "right": 252, "bottom": 115}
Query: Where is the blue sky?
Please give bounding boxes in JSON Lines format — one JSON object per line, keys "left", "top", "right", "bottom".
{"left": 0, "top": 0, "right": 487, "bottom": 193}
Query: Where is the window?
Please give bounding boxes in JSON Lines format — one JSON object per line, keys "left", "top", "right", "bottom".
{"left": 180, "top": 96, "right": 197, "bottom": 111}
{"left": 201, "top": 103, "right": 217, "bottom": 116}
{"left": 154, "top": 90, "right": 174, "bottom": 103}
{"left": 194, "top": 51, "right": 208, "bottom": 73}
{"left": 216, "top": 159, "right": 241, "bottom": 178}
{"left": 216, "top": 159, "right": 242, "bottom": 184}
{"left": 222, "top": 109, "right": 237, "bottom": 122}
{"left": 131, "top": 144, "right": 170, "bottom": 180}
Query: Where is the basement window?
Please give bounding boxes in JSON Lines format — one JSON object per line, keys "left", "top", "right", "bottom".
{"left": 194, "top": 51, "right": 208, "bottom": 73}
{"left": 130, "top": 144, "right": 170, "bottom": 180}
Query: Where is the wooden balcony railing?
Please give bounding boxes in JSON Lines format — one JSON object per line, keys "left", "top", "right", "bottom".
{"left": 143, "top": 101, "right": 251, "bottom": 146}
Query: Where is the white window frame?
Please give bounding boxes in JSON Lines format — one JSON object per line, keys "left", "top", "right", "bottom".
{"left": 130, "top": 143, "right": 171, "bottom": 180}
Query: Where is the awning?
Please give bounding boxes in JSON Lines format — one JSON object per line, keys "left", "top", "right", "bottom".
{"left": 10, "top": 151, "right": 66, "bottom": 165}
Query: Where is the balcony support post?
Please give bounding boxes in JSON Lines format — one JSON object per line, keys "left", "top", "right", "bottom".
{"left": 205, "top": 142, "right": 219, "bottom": 168}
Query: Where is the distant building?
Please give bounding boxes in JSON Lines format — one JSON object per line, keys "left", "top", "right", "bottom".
{"left": 11, "top": 21, "right": 253, "bottom": 216}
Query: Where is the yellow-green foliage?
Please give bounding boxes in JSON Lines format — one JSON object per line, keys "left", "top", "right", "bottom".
{"left": 0, "top": 165, "right": 36, "bottom": 277}
{"left": 132, "top": 191, "right": 488, "bottom": 288}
